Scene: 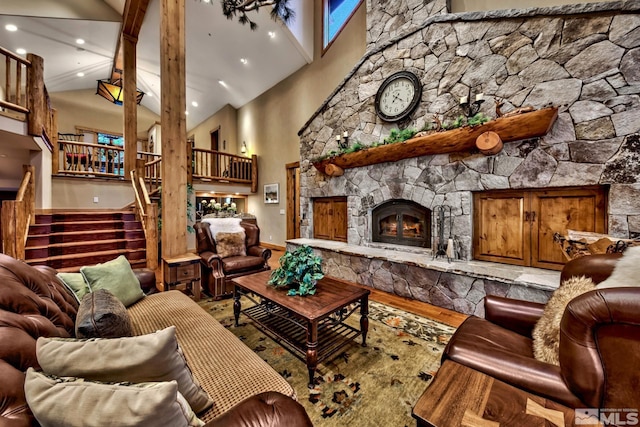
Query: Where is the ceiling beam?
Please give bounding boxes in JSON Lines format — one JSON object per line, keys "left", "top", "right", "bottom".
{"left": 111, "top": 0, "right": 150, "bottom": 80}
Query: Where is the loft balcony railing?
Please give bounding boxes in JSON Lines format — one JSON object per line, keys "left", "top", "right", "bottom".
{"left": 55, "top": 139, "right": 258, "bottom": 193}
{"left": 192, "top": 147, "right": 256, "bottom": 187}
{"left": 0, "top": 47, "right": 55, "bottom": 143}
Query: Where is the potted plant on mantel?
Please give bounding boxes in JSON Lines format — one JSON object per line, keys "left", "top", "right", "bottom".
{"left": 267, "top": 245, "right": 324, "bottom": 296}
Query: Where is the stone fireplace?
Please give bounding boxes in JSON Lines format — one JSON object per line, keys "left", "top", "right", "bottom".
{"left": 293, "top": 1, "right": 640, "bottom": 315}
{"left": 371, "top": 199, "right": 431, "bottom": 248}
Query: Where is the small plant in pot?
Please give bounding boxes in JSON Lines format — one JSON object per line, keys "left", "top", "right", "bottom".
{"left": 267, "top": 245, "right": 324, "bottom": 296}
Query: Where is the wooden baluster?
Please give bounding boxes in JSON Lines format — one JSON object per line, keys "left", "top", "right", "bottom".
{"left": 5, "top": 56, "right": 11, "bottom": 104}
{"left": 15, "top": 61, "right": 22, "bottom": 107}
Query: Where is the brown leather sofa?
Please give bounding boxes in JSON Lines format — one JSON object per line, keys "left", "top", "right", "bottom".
{"left": 0, "top": 253, "right": 311, "bottom": 427}
{"left": 195, "top": 221, "right": 271, "bottom": 299}
{"left": 442, "top": 253, "right": 640, "bottom": 410}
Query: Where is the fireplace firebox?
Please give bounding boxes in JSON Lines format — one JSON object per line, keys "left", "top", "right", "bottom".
{"left": 371, "top": 200, "right": 431, "bottom": 248}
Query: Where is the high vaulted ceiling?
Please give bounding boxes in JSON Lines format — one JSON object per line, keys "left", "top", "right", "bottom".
{"left": 0, "top": 0, "right": 312, "bottom": 130}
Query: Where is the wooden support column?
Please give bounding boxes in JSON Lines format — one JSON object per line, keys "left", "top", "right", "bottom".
{"left": 26, "top": 54, "right": 45, "bottom": 137}
{"left": 123, "top": 34, "right": 138, "bottom": 181}
{"left": 160, "top": 0, "right": 187, "bottom": 258}
{"left": 251, "top": 154, "right": 258, "bottom": 193}
{"left": 51, "top": 109, "right": 59, "bottom": 174}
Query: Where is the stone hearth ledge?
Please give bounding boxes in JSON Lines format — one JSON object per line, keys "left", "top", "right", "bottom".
{"left": 286, "top": 238, "right": 561, "bottom": 316}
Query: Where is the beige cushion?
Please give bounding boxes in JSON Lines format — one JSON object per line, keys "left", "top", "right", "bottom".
{"left": 36, "top": 326, "right": 213, "bottom": 414}
{"left": 532, "top": 276, "right": 596, "bottom": 365}
{"left": 597, "top": 245, "right": 640, "bottom": 289}
{"left": 24, "top": 369, "right": 204, "bottom": 427}
{"left": 215, "top": 232, "right": 247, "bottom": 258}
{"left": 80, "top": 255, "right": 144, "bottom": 307}
{"left": 75, "top": 289, "right": 134, "bottom": 339}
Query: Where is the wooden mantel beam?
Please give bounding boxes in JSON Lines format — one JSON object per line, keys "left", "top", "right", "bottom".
{"left": 313, "top": 107, "right": 559, "bottom": 174}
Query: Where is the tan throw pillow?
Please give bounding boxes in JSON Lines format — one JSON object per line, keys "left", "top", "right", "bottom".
{"left": 215, "top": 231, "right": 247, "bottom": 258}
{"left": 80, "top": 255, "right": 145, "bottom": 307}
{"left": 597, "top": 246, "right": 640, "bottom": 289}
{"left": 36, "top": 326, "right": 213, "bottom": 414}
{"left": 532, "top": 276, "right": 596, "bottom": 365}
{"left": 24, "top": 369, "right": 204, "bottom": 427}
{"left": 75, "top": 289, "right": 134, "bottom": 339}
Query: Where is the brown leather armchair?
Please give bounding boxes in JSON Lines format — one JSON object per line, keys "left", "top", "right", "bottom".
{"left": 443, "top": 253, "right": 640, "bottom": 410}
{"left": 195, "top": 221, "right": 271, "bottom": 299}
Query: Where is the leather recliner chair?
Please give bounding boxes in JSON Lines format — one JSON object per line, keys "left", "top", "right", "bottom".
{"left": 195, "top": 221, "right": 271, "bottom": 299}
{"left": 443, "top": 253, "right": 640, "bottom": 410}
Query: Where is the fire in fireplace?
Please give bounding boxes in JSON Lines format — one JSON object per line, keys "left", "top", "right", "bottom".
{"left": 371, "top": 200, "right": 431, "bottom": 248}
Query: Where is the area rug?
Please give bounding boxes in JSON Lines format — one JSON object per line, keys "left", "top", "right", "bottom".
{"left": 198, "top": 296, "right": 456, "bottom": 427}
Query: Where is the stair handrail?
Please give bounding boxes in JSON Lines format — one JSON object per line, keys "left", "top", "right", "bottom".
{"left": 1, "top": 165, "right": 35, "bottom": 259}
{"left": 131, "top": 163, "right": 158, "bottom": 270}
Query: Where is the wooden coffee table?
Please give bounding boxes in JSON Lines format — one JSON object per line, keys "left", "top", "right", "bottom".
{"left": 232, "top": 271, "right": 370, "bottom": 388}
{"left": 413, "top": 360, "right": 579, "bottom": 427}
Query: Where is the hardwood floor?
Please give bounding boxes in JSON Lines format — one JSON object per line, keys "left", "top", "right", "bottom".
{"left": 269, "top": 249, "right": 467, "bottom": 328}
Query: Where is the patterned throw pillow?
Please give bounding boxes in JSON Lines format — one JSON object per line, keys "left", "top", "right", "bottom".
{"left": 36, "top": 326, "right": 213, "bottom": 414}
{"left": 24, "top": 369, "right": 204, "bottom": 427}
{"left": 75, "top": 289, "right": 134, "bottom": 339}
{"left": 597, "top": 246, "right": 640, "bottom": 289}
{"left": 532, "top": 276, "right": 596, "bottom": 365}
{"left": 215, "top": 232, "right": 247, "bottom": 258}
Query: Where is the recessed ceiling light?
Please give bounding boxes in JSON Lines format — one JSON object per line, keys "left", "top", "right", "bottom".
{"left": 16, "top": 48, "right": 26, "bottom": 55}
{"left": 77, "top": 72, "right": 85, "bottom": 77}
{"left": 76, "top": 38, "right": 85, "bottom": 45}
{"left": 185, "top": 110, "right": 189, "bottom": 115}
{"left": 268, "top": 31, "right": 276, "bottom": 38}
{"left": 191, "top": 101, "right": 198, "bottom": 107}
{"left": 5, "top": 24, "right": 18, "bottom": 32}
{"left": 240, "top": 58, "right": 248, "bottom": 64}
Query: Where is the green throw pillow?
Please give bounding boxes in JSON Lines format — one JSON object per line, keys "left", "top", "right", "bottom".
{"left": 80, "top": 255, "right": 144, "bottom": 307}
{"left": 24, "top": 369, "right": 205, "bottom": 427}
{"left": 57, "top": 272, "right": 90, "bottom": 303}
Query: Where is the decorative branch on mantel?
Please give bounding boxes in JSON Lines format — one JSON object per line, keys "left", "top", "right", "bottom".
{"left": 312, "top": 106, "right": 558, "bottom": 176}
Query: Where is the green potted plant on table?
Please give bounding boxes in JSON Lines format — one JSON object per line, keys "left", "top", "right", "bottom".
{"left": 267, "top": 245, "right": 324, "bottom": 296}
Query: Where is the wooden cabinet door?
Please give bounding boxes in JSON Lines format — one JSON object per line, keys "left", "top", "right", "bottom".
{"left": 332, "top": 198, "right": 348, "bottom": 242}
{"left": 473, "top": 186, "right": 607, "bottom": 270}
{"left": 473, "top": 191, "right": 530, "bottom": 266}
{"left": 531, "top": 187, "right": 607, "bottom": 269}
{"left": 313, "top": 199, "right": 332, "bottom": 240}
{"left": 313, "top": 197, "right": 347, "bottom": 242}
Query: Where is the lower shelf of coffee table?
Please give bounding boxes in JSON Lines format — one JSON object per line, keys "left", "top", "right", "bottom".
{"left": 242, "top": 303, "right": 362, "bottom": 364}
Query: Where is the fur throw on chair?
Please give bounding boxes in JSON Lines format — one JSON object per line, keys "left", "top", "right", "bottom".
{"left": 532, "top": 275, "right": 596, "bottom": 365}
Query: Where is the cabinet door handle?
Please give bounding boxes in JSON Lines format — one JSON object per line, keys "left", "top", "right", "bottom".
{"left": 531, "top": 211, "right": 536, "bottom": 222}
{"left": 524, "top": 211, "right": 530, "bottom": 222}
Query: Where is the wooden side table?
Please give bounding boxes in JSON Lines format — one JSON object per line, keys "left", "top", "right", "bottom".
{"left": 162, "top": 253, "right": 201, "bottom": 301}
{"left": 412, "top": 360, "right": 578, "bottom": 427}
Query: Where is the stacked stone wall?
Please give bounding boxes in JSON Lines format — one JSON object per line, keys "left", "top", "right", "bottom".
{"left": 300, "top": 2, "right": 640, "bottom": 261}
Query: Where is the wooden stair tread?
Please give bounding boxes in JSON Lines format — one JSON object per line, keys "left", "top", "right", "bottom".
{"left": 56, "top": 258, "right": 147, "bottom": 273}
{"left": 26, "top": 248, "right": 146, "bottom": 264}
{"left": 28, "top": 228, "right": 142, "bottom": 237}
{"left": 26, "top": 238, "right": 146, "bottom": 250}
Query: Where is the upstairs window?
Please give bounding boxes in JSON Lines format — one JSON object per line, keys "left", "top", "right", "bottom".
{"left": 323, "top": 0, "right": 362, "bottom": 50}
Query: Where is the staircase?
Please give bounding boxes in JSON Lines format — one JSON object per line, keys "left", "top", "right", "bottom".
{"left": 25, "top": 210, "right": 147, "bottom": 272}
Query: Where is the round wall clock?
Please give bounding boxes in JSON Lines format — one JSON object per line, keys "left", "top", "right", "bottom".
{"left": 375, "top": 71, "right": 422, "bottom": 122}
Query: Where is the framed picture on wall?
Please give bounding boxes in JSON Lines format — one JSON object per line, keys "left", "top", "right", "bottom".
{"left": 264, "top": 183, "right": 279, "bottom": 204}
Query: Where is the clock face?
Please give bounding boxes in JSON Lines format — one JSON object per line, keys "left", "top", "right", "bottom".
{"left": 375, "top": 71, "right": 422, "bottom": 122}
